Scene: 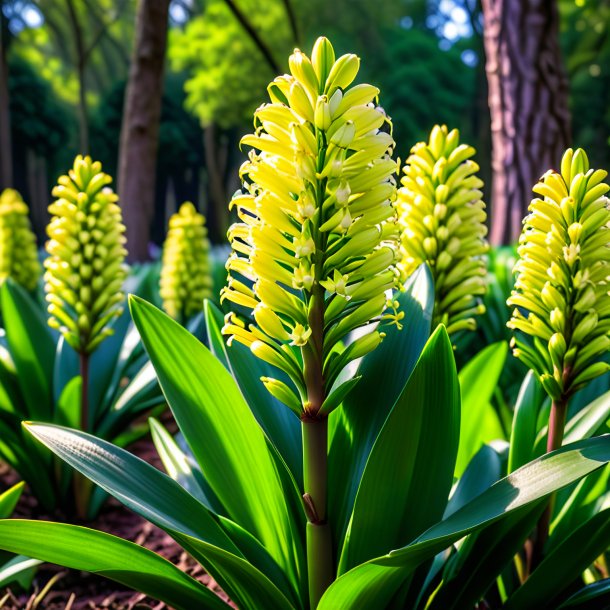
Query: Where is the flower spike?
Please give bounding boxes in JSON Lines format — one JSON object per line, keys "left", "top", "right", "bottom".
{"left": 45, "top": 155, "right": 127, "bottom": 354}
{"left": 0, "top": 188, "right": 41, "bottom": 291}
{"left": 160, "top": 202, "right": 212, "bottom": 322}
{"left": 508, "top": 148, "right": 610, "bottom": 400}
{"left": 221, "top": 36, "right": 402, "bottom": 417}
{"left": 397, "top": 125, "right": 489, "bottom": 336}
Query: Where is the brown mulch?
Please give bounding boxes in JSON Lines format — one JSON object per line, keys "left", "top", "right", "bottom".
{"left": 0, "top": 430, "right": 232, "bottom": 610}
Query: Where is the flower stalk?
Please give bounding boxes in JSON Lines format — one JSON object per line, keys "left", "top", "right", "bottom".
{"left": 221, "top": 36, "right": 402, "bottom": 606}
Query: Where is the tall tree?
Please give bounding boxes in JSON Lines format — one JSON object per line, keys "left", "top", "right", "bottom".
{"left": 118, "top": 0, "right": 171, "bottom": 261}
{"left": 482, "top": 0, "right": 571, "bottom": 245}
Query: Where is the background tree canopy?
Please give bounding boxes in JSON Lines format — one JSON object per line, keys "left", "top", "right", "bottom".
{"left": 1, "top": 0, "right": 608, "bottom": 245}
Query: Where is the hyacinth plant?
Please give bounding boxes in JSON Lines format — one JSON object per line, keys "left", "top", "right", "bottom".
{"left": 45, "top": 155, "right": 128, "bottom": 431}
{"left": 0, "top": 157, "right": 166, "bottom": 517}
{"left": 397, "top": 125, "right": 488, "bottom": 336}
{"left": 508, "top": 148, "right": 610, "bottom": 563}
{"left": 160, "top": 201, "right": 212, "bottom": 323}
{"left": 0, "top": 188, "right": 41, "bottom": 292}
{"left": 1, "top": 42, "right": 610, "bottom": 610}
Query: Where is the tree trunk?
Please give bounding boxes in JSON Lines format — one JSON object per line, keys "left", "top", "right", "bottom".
{"left": 118, "top": 0, "right": 170, "bottom": 262}
{"left": 0, "top": 10, "right": 13, "bottom": 189}
{"left": 482, "top": 0, "right": 571, "bottom": 245}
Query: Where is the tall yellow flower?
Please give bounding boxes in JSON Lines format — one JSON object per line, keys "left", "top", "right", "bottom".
{"left": 160, "top": 202, "right": 212, "bottom": 322}
{"left": 397, "top": 125, "right": 488, "bottom": 335}
{"left": 221, "top": 37, "right": 402, "bottom": 418}
{"left": 508, "top": 148, "right": 610, "bottom": 401}
{"left": 45, "top": 156, "right": 127, "bottom": 354}
{"left": 0, "top": 188, "right": 41, "bottom": 291}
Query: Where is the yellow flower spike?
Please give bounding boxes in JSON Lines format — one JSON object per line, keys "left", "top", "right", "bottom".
{"left": 397, "top": 125, "right": 489, "bottom": 337}
{"left": 160, "top": 202, "right": 212, "bottom": 323}
{"left": 0, "top": 189, "right": 41, "bottom": 291}
{"left": 222, "top": 36, "right": 401, "bottom": 417}
{"left": 45, "top": 155, "right": 127, "bottom": 355}
{"left": 508, "top": 148, "right": 610, "bottom": 401}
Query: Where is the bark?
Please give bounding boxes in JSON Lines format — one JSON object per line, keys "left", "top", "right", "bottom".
{"left": 0, "top": 10, "right": 12, "bottom": 189}
{"left": 204, "top": 125, "right": 230, "bottom": 243}
{"left": 118, "top": 0, "right": 170, "bottom": 262}
{"left": 482, "top": 0, "right": 571, "bottom": 245}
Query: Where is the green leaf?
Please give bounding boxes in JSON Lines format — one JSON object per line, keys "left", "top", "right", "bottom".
{"left": 26, "top": 423, "right": 237, "bottom": 551}
{"left": 149, "top": 417, "right": 221, "bottom": 512}
{"left": 129, "top": 296, "right": 303, "bottom": 590}
{"left": 505, "top": 508, "right": 610, "bottom": 609}
{"left": 508, "top": 371, "right": 544, "bottom": 473}
{"left": 0, "top": 482, "right": 24, "bottom": 518}
{"left": 55, "top": 376, "right": 82, "bottom": 429}
{"left": 455, "top": 341, "right": 508, "bottom": 477}
{"left": 25, "top": 423, "right": 298, "bottom": 609}
{"left": 1, "top": 280, "right": 55, "bottom": 420}
{"left": 318, "top": 436, "right": 610, "bottom": 609}
{"left": 444, "top": 444, "right": 504, "bottom": 518}
{"left": 204, "top": 300, "right": 302, "bottom": 485}
{"left": 328, "top": 264, "right": 434, "bottom": 550}
{"left": 0, "top": 520, "right": 228, "bottom": 610}
{"left": 564, "top": 388, "right": 610, "bottom": 444}
{"left": 339, "top": 326, "right": 459, "bottom": 574}
{"left": 0, "top": 555, "right": 41, "bottom": 589}
{"left": 558, "top": 579, "right": 610, "bottom": 609}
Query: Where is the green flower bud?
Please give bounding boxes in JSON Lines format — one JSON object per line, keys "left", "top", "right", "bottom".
{"left": 160, "top": 202, "right": 212, "bottom": 323}
{"left": 221, "top": 37, "right": 402, "bottom": 416}
{"left": 0, "top": 189, "right": 41, "bottom": 291}
{"left": 45, "top": 155, "right": 127, "bottom": 354}
{"left": 397, "top": 126, "right": 489, "bottom": 336}
{"left": 508, "top": 148, "right": 610, "bottom": 398}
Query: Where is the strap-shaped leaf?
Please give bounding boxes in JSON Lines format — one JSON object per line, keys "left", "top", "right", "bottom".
{"left": 339, "top": 326, "right": 459, "bottom": 573}
{"left": 0, "top": 482, "right": 24, "bottom": 518}
{"left": 318, "top": 435, "right": 610, "bottom": 609}
{"left": 328, "top": 264, "right": 434, "bottom": 550}
{"left": 0, "top": 520, "right": 227, "bottom": 610}
{"left": 505, "top": 508, "right": 610, "bottom": 609}
{"left": 25, "top": 423, "right": 298, "bottom": 609}
{"left": 129, "top": 296, "right": 303, "bottom": 590}
{"left": 455, "top": 341, "right": 507, "bottom": 476}
{"left": 558, "top": 579, "right": 610, "bottom": 608}
{"left": 204, "top": 300, "right": 302, "bottom": 485}
{"left": 1, "top": 280, "right": 55, "bottom": 420}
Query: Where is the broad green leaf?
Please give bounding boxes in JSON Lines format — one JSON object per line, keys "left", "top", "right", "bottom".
{"left": 55, "top": 376, "right": 81, "bottom": 429}
{"left": 505, "top": 508, "right": 610, "bottom": 609}
{"left": 0, "top": 482, "right": 24, "bottom": 518}
{"left": 1, "top": 280, "right": 55, "bottom": 420}
{"left": 558, "top": 579, "right": 610, "bottom": 609}
{"left": 25, "top": 423, "right": 237, "bottom": 552}
{"left": 508, "top": 371, "right": 543, "bottom": 473}
{"left": 130, "top": 296, "right": 303, "bottom": 588}
{"left": 25, "top": 423, "right": 298, "bottom": 609}
{"left": 339, "top": 326, "right": 459, "bottom": 573}
{"left": 564, "top": 388, "right": 610, "bottom": 444}
{"left": 149, "top": 417, "right": 219, "bottom": 511}
{"left": 318, "top": 436, "right": 610, "bottom": 609}
{"left": 329, "top": 264, "right": 434, "bottom": 550}
{"left": 455, "top": 341, "right": 508, "bottom": 476}
{"left": 0, "top": 555, "right": 41, "bottom": 589}
{"left": 428, "top": 504, "right": 543, "bottom": 610}
{"left": 0, "top": 520, "right": 227, "bottom": 610}
{"left": 204, "top": 300, "right": 302, "bottom": 485}
{"left": 444, "top": 444, "right": 504, "bottom": 518}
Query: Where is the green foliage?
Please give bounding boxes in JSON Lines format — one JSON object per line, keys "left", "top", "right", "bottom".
{"left": 0, "top": 276, "right": 165, "bottom": 516}
{"left": 169, "top": 0, "right": 294, "bottom": 128}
